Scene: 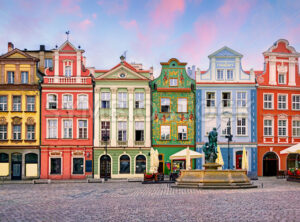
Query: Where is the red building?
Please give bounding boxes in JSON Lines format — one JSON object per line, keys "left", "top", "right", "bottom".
{"left": 256, "top": 39, "right": 300, "bottom": 176}
{"left": 40, "top": 41, "right": 93, "bottom": 179}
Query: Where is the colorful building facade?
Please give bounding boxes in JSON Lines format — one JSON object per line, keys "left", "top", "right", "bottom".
{"left": 256, "top": 39, "right": 300, "bottom": 176}
{"left": 195, "top": 47, "right": 258, "bottom": 177}
{"left": 93, "top": 57, "right": 152, "bottom": 179}
{"left": 0, "top": 43, "right": 41, "bottom": 180}
{"left": 151, "top": 58, "right": 195, "bottom": 175}
{"left": 40, "top": 41, "right": 93, "bottom": 179}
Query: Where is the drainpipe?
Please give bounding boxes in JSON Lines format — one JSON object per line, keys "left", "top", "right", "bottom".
{"left": 38, "top": 72, "right": 43, "bottom": 179}
{"left": 92, "top": 78, "right": 95, "bottom": 178}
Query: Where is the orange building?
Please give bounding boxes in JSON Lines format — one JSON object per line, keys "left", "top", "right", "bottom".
{"left": 256, "top": 39, "right": 300, "bottom": 176}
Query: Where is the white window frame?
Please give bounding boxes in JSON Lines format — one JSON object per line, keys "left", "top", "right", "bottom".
{"left": 0, "top": 124, "right": 7, "bottom": 140}
{"left": 118, "top": 92, "right": 128, "bottom": 108}
{"left": 226, "top": 69, "right": 234, "bottom": 81}
{"left": 160, "top": 125, "right": 170, "bottom": 140}
{"left": 292, "top": 120, "right": 300, "bottom": 137}
{"left": 47, "top": 119, "right": 58, "bottom": 139}
{"left": 292, "top": 94, "right": 300, "bottom": 110}
{"left": 44, "top": 58, "right": 53, "bottom": 68}
{"left": 12, "top": 124, "right": 21, "bottom": 140}
{"left": 101, "top": 121, "right": 110, "bottom": 141}
{"left": 278, "top": 94, "right": 287, "bottom": 110}
{"left": 161, "top": 98, "right": 170, "bottom": 112}
{"left": 26, "top": 124, "right": 35, "bottom": 140}
{"left": 26, "top": 96, "right": 35, "bottom": 111}
{"left": 236, "top": 92, "right": 247, "bottom": 108}
{"left": 63, "top": 60, "right": 73, "bottom": 77}
{"left": 236, "top": 117, "right": 247, "bottom": 136}
{"left": 71, "top": 156, "right": 85, "bottom": 175}
{"left": 177, "top": 98, "right": 187, "bottom": 113}
{"left": 118, "top": 121, "right": 127, "bottom": 142}
{"left": 178, "top": 125, "right": 187, "bottom": 140}
{"left": 62, "top": 94, "right": 73, "bottom": 110}
{"left": 21, "top": 71, "right": 28, "bottom": 84}
{"left": 278, "top": 119, "right": 288, "bottom": 137}
{"left": 135, "top": 92, "right": 144, "bottom": 109}
{"left": 12, "top": 95, "right": 21, "bottom": 111}
{"left": 7, "top": 71, "right": 14, "bottom": 84}
{"left": 217, "top": 69, "right": 224, "bottom": 80}
{"left": 222, "top": 92, "right": 231, "bottom": 108}
{"left": 101, "top": 92, "right": 110, "bottom": 109}
{"left": 221, "top": 118, "right": 232, "bottom": 136}
{"left": 0, "top": 96, "right": 7, "bottom": 111}
{"left": 47, "top": 94, "right": 58, "bottom": 110}
{"left": 169, "top": 78, "right": 178, "bottom": 86}
{"left": 263, "top": 93, "right": 273, "bottom": 110}
{"left": 77, "top": 119, "right": 88, "bottom": 139}
{"left": 62, "top": 119, "right": 73, "bottom": 139}
{"left": 49, "top": 157, "right": 62, "bottom": 175}
{"left": 77, "top": 94, "right": 88, "bottom": 110}
{"left": 263, "top": 119, "right": 273, "bottom": 136}
{"left": 135, "top": 121, "right": 144, "bottom": 141}
{"left": 205, "top": 92, "right": 216, "bottom": 107}
{"left": 278, "top": 73, "right": 286, "bottom": 84}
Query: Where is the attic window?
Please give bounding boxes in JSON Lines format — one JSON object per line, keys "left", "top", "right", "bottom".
{"left": 119, "top": 73, "right": 126, "bottom": 78}
{"left": 172, "top": 63, "right": 176, "bottom": 67}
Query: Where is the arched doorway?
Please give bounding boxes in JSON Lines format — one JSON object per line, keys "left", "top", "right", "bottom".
{"left": 135, "top": 155, "right": 146, "bottom": 174}
{"left": 11, "top": 153, "right": 22, "bottom": 180}
{"left": 263, "top": 152, "right": 278, "bottom": 176}
{"left": 100, "top": 155, "right": 111, "bottom": 178}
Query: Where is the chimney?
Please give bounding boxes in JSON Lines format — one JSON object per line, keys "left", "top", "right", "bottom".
{"left": 150, "top": 66, "right": 154, "bottom": 80}
{"left": 8, "top": 42, "right": 14, "bottom": 52}
{"left": 40, "top": 45, "right": 45, "bottom": 51}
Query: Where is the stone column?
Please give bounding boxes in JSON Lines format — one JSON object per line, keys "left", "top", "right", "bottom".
{"left": 54, "top": 51, "right": 59, "bottom": 76}
{"left": 288, "top": 58, "right": 296, "bottom": 86}
{"left": 145, "top": 88, "right": 151, "bottom": 147}
{"left": 269, "top": 56, "right": 276, "bottom": 85}
{"left": 128, "top": 88, "right": 134, "bottom": 147}
{"left": 211, "top": 58, "right": 216, "bottom": 81}
{"left": 15, "top": 64, "right": 20, "bottom": 84}
{"left": 111, "top": 88, "right": 117, "bottom": 147}
{"left": 94, "top": 88, "right": 100, "bottom": 147}
{"left": 76, "top": 51, "right": 81, "bottom": 77}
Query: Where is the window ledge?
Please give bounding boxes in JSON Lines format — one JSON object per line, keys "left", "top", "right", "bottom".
{"left": 76, "top": 109, "right": 89, "bottom": 111}
{"left": 177, "top": 140, "right": 188, "bottom": 141}
{"left": 235, "top": 135, "right": 248, "bottom": 137}
{"left": 24, "top": 111, "right": 37, "bottom": 113}
{"left": 159, "top": 112, "right": 170, "bottom": 114}
{"left": 0, "top": 139, "right": 8, "bottom": 142}
{"left": 160, "top": 139, "right": 171, "bottom": 141}
{"left": 11, "top": 111, "right": 22, "bottom": 113}
{"left": 46, "top": 108, "right": 58, "bottom": 111}
{"left": 134, "top": 108, "right": 145, "bottom": 110}
{"left": 77, "top": 138, "right": 88, "bottom": 140}
{"left": 46, "top": 138, "right": 58, "bottom": 140}
{"left": 24, "top": 139, "right": 36, "bottom": 142}
{"left": 61, "top": 138, "right": 73, "bottom": 140}
{"left": 62, "top": 109, "right": 73, "bottom": 111}
{"left": 0, "top": 110, "right": 8, "bottom": 112}
{"left": 10, "top": 139, "right": 23, "bottom": 142}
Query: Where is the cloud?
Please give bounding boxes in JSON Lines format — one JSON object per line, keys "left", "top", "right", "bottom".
{"left": 92, "top": 13, "right": 97, "bottom": 19}
{"left": 77, "top": 19, "right": 93, "bottom": 31}
{"left": 59, "top": 0, "right": 82, "bottom": 16}
{"left": 150, "top": 0, "right": 185, "bottom": 29}
{"left": 97, "top": 0, "right": 128, "bottom": 15}
{"left": 120, "top": 20, "right": 138, "bottom": 29}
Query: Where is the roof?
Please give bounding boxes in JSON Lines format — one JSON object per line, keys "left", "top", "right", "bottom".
{"left": 0, "top": 48, "right": 39, "bottom": 61}
{"left": 160, "top": 58, "right": 187, "bottom": 66}
{"left": 95, "top": 60, "right": 150, "bottom": 74}
{"left": 208, "top": 46, "right": 243, "bottom": 58}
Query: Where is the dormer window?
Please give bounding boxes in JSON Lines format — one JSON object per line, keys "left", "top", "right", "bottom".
{"left": 63, "top": 60, "right": 72, "bottom": 77}
{"left": 226, "top": 70, "right": 233, "bottom": 80}
{"left": 217, "top": 69, "right": 223, "bottom": 80}
{"left": 278, "top": 73, "right": 286, "bottom": 84}
{"left": 170, "top": 78, "right": 178, "bottom": 86}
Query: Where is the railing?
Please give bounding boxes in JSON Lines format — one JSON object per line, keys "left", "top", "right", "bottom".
{"left": 46, "top": 77, "right": 88, "bottom": 84}
{"left": 135, "top": 141, "right": 144, "bottom": 146}
{"left": 117, "top": 141, "right": 128, "bottom": 146}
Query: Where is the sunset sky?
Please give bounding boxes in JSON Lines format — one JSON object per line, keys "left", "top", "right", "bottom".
{"left": 0, "top": 0, "right": 299, "bottom": 76}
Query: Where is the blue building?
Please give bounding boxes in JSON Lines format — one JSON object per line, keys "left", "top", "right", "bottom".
{"left": 195, "top": 46, "right": 257, "bottom": 178}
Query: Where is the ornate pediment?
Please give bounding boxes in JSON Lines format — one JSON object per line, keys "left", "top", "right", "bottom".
{"left": 26, "top": 117, "right": 35, "bottom": 125}
{"left": 11, "top": 116, "right": 22, "bottom": 125}
{"left": 0, "top": 117, "right": 7, "bottom": 125}
{"left": 277, "top": 64, "right": 287, "bottom": 74}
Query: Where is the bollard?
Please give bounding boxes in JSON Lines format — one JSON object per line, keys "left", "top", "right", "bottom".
{"left": 261, "top": 183, "right": 263, "bottom": 188}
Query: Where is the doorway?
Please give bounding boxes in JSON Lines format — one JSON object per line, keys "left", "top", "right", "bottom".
{"left": 11, "top": 153, "right": 22, "bottom": 180}
{"left": 263, "top": 152, "right": 278, "bottom": 176}
{"left": 100, "top": 155, "right": 111, "bottom": 178}
{"left": 235, "top": 151, "right": 243, "bottom": 169}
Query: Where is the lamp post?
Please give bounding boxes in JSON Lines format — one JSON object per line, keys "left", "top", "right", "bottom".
{"left": 225, "top": 118, "right": 233, "bottom": 169}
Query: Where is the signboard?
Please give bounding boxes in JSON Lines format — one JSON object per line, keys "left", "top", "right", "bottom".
{"left": 86, "top": 160, "right": 92, "bottom": 172}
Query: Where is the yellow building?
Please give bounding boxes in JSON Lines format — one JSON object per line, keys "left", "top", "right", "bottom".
{"left": 0, "top": 44, "right": 41, "bottom": 180}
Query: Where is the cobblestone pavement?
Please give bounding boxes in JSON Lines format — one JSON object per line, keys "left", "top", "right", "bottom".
{"left": 0, "top": 178, "right": 299, "bottom": 222}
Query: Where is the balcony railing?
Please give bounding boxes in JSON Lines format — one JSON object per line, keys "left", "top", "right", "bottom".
{"left": 135, "top": 141, "right": 145, "bottom": 146}
{"left": 46, "top": 77, "right": 89, "bottom": 84}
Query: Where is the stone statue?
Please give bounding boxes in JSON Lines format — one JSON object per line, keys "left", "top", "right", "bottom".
{"left": 203, "top": 128, "right": 218, "bottom": 163}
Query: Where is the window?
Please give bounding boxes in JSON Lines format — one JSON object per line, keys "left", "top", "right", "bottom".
{"left": 292, "top": 120, "right": 300, "bottom": 137}
{"left": 278, "top": 74, "right": 285, "bottom": 84}
{"left": 161, "top": 98, "right": 170, "bottom": 112}
{"left": 226, "top": 70, "right": 233, "bottom": 80}
{"left": 263, "top": 94, "right": 273, "bottom": 109}
{"left": 7, "top": 71, "right": 14, "bottom": 84}
{"left": 292, "top": 95, "right": 300, "bottom": 110}
{"left": 73, "top": 158, "right": 84, "bottom": 174}
{"left": 161, "top": 125, "right": 170, "bottom": 140}
{"left": 120, "top": 155, "right": 130, "bottom": 174}
{"left": 135, "top": 92, "right": 144, "bottom": 109}
{"left": 178, "top": 126, "right": 187, "bottom": 140}
{"left": 13, "top": 96, "right": 21, "bottom": 111}
{"left": 101, "top": 92, "right": 110, "bottom": 108}
{"left": 237, "top": 117, "right": 247, "bottom": 136}
{"left": 62, "top": 95, "right": 73, "bottom": 109}
{"left": 135, "top": 155, "right": 146, "bottom": 174}
{"left": 47, "top": 94, "right": 57, "bottom": 109}
{"left": 25, "top": 153, "right": 38, "bottom": 164}
{"left": 0, "top": 153, "right": 9, "bottom": 163}
{"left": 78, "top": 120, "right": 88, "bottom": 139}
{"left": 65, "top": 65, "right": 71, "bottom": 77}
{"left": 170, "top": 78, "right": 178, "bottom": 86}
{"left": 118, "top": 121, "right": 127, "bottom": 141}
{"left": 177, "top": 98, "right": 187, "bottom": 112}
{"left": 63, "top": 120, "right": 73, "bottom": 139}
{"left": 26, "top": 96, "right": 35, "bottom": 111}
{"left": 237, "top": 92, "right": 247, "bottom": 108}
{"left": 221, "top": 119, "right": 231, "bottom": 135}
{"left": 278, "top": 95, "right": 287, "bottom": 110}
{"left": 26, "top": 125, "right": 35, "bottom": 140}
{"left": 21, "top": 71, "right": 28, "bottom": 84}
{"left": 13, "top": 125, "right": 21, "bottom": 140}
{"left": 50, "top": 158, "right": 61, "bottom": 174}
{"left": 222, "top": 92, "right": 231, "bottom": 107}
{"left": 0, "top": 96, "right": 7, "bottom": 111}
{"left": 264, "top": 119, "right": 273, "bottom": 136}
{"left": 217, "top": 69, "right": 223, "bottom": 80}
{"left": 278, "top": 120, "right": 287, "bottom": 136}
{"left": 206, "top": 92, "right": 215, "bottom": 107}
{"left": 44, "top": 59, "right": 53, "bottom": 68}
{"left": 118, "top": 92, "right": 127, "bottom": 108}
{"left": 78, "top": 95, "right": 88, "bottom": 109}
{"left": 0, "top": 125, "right": 7, "bottom": 140}
{"left": 135, "top": 121, "right": 144, "bottom": 141}
{"left": 101, "top": 121, "right": 110, "bottom": 141}
{"left": 48, "top": 119, "right": 57, "bottom": 139}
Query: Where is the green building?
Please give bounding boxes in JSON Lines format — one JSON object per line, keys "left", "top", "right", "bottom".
{"left": 151, "top": 58, "right": 196, "bottom": 175}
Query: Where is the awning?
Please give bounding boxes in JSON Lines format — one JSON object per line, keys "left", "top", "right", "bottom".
{"left": 280, "top": 143, "right": 300, "bottom": 154}
{"left": 170, "top": 148, "right": 203, "bottom": 160}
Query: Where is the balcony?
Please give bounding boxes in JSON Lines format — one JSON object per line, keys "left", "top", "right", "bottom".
{"left": 135, "top": 141, "right": 145, "bottom": 146}
{"left": 45, "top": 77, "right": 90, "bottom": 84}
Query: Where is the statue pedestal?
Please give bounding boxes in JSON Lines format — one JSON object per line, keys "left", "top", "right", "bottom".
{"left": 203, "top": 163, "right": 222, "bottom": 170}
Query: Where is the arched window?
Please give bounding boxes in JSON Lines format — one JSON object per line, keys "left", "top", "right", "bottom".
{"left": 120, "top": 155, "right": 130, "bottom": 174}
{"left": 135, "top": 155, "right": 146, "bottom": 174}
{"left": 25, "top": 153, "right": 38, "bottom": 164}
{"left": 0, "top": 153, "right": 9, "bottom": 163}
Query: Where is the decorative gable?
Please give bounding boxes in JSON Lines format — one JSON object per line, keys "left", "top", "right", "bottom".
{"left": 208, "top": 46, "right": 242, "bottom": 58}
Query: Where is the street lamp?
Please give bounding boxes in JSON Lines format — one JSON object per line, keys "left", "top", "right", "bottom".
{"left": 103, "top": 126, "right": 109, "bottom": 181}
{"left": 225, "top": 118, "right": 233, "bottom": 170}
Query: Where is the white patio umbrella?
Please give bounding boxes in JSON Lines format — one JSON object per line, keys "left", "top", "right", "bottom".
{"left": 242, "top": 147, "right": 249, "bottom": 171}
{"left": 280, "top": 143, "right": 300, "bottom": 154}
{"left": 149, "top": 148, "right": 155, "bottom": 173}
{"left": 154, "top": 149, "right": 159, "bottom": 173}
{"left": 216, "top": 146, "right": 224, "bottom": 170}
{"left": 170, "top": 148, "right": 203, "bottom": 160}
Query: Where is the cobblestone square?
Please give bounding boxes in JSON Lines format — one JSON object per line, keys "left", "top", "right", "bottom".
{"left": 0, "top": 178, "right": 299, "bottom": 222}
